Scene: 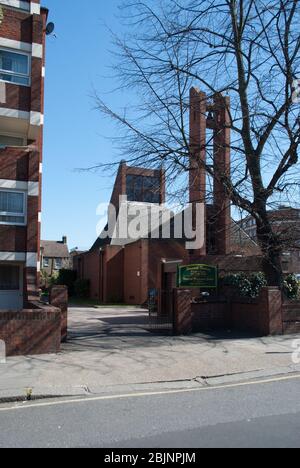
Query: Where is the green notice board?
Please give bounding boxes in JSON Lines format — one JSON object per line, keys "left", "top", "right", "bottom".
{"left": 177, "top": 264, "right": 218, "bottom": 289}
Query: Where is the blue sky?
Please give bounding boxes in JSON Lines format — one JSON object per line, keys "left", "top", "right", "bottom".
{"left": 42, "top": 0, "right": 126, "bottom": 250}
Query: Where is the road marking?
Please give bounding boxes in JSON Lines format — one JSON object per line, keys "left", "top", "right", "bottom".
{"left": 0, "top": 373, "right": 300, "bottom": 413}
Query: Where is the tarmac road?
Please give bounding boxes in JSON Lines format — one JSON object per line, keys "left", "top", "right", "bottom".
{"left": 0, "top": 374, "right": 299, "bottom": 448}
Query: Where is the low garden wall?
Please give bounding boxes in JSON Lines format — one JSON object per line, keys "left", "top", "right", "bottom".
{"left": 0, "top": 305, "right": 61, "bottom": 356}
{"left": 192, "top": 300, "right": 227, "bottom": 331}
{"left": 230, "top": 288, "right": 283, "bottom": 336}
{"left": 173, "top": 289, "right": 192, "bottom": 335}
{"left": 50, "top": 285, "right": 68, "bottom": 342}
{"left": 0, "top": 286, "right": 69, "bottom": 357}
{"left": 282, "top": 301, "right": 300, "bottom": 334}
{"left": 173, "top": 287, "right": 285, "bottom": 336}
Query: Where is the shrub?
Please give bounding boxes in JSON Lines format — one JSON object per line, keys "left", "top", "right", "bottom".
{"left": 40, "top": 270, "right": 57, "bottom": 292}
{"left": 284, "top": 274, "right": 300, "bottom": 299}
{"left": 56, "top": 269, "right": 77, "bottom": 296}
{"left": 74, "top": 279, "right": 90, "bottom": 298}
{"left": 223, "top": 272, "right": 267, "bottom": 299}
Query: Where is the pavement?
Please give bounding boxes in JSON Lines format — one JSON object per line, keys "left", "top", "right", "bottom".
{"left": 0, "top": 306, "right": 300, "bottom": 401}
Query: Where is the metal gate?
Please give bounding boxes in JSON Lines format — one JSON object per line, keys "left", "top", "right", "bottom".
{"left": 148, "top": 289, "right": 174, "bottom": 332}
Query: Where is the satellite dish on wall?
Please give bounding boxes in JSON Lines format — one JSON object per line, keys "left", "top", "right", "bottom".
{"left": 45, "top": 22, "right": 55, "bottom": 36}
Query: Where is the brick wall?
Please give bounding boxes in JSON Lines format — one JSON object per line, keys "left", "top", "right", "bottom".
{"left": 230, "top": 300, "right": 263, "bottom": 334}
{"left": 110, "top": 162, "right": 127, "bottom": 213}
{"left": 0, "top": 1, "right": 47, "bottom": 307}
{"left": 124, "top": 240, "right": 148, "bottom": 305}
{"left": 0, "top": 282, "right": 68, "bottom": 357}
{"left": 0, "top": 83, "right": 31, "bottom": 112}
{"left": 174, "top": 287, "right": 284, "bottom": 337}
{"left": 173, "top": 289, "right": 192, "bottom": 335}
{"left": 229, "top": 288, "right": 283, "bottom": 336}
{"left": 0, "top": 225, "right": 27, "bottom": 252}
{"left": 148, "top": 239, "right": 189, "bottom": 288}
{"left": 0, "top": 147, "right": 39, "bottom": 181}
{"left": 105, "top": 246, "right": 124, "bottom": 303}
{"left": 0, "top": 305, "right": 61, "bottom": 357}
{"left": 192, "top": 301, "right": 227, "bottom": 331}
{"left": 77, "top": 250, "right": 100, "bottom": 300}
{"left": 282, "top": 301, "right": 300, "bottom": 334}
{"left": 212, "top": 94, "right": 231, "bottom": 255}
{"left": 189, "top": 88, "right": 207, "bottom": 256}
{"left": 0, "top": 7, "right": 33, "bottom": 43}
{"left": 0, "top": 6, "right": 44, "bottom": 114}
{"left": 50, "top": 286, "right": 68, "bottom": 343}
{"left": 109, "top": 162, "right": 166, "bottom": 212}
{"left": 189, "top": 255, "right": 263, "bottom": 274}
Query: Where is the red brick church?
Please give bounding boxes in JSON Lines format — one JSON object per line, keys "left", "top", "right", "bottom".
{"left": 73, "top": 88, "right": 260, "bottom": 306}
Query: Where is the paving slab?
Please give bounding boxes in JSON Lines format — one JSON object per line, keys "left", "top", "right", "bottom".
{"left": 0, "top": 306, "right": 299, "bottom": 400}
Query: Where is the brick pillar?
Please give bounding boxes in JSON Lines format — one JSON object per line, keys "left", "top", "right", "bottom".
{"left": 50, "top": 286, "right": 68, "bottom": 342}
{"left": 259, "top": 287, "right": 283, "bottom": 336}
{"left": 189, "top": 87, "right": 207, "bottom": 256}
{"left": 173, "top": 289, "right": 192, "bottom": 335}
{"left": 213, "top": 93, "right": 231, "bottom": 255}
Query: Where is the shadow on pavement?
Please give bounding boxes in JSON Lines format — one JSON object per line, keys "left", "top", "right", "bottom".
{"left": 63, "top": 307, "right": 261, "bottom": 354}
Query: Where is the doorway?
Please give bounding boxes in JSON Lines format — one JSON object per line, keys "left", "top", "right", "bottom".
{"left": 0, "top": 264, "right": 23, "bottom": 311}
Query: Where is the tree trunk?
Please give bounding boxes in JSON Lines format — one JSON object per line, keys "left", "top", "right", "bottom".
{"left": 256, "top": 209, "right": 284, "bottom": 289}
{"left": 261, "top": 249, "right": 284, "bottom": 289}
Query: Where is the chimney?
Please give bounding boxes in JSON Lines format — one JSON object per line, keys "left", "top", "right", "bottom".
{"left": 62, "top": 236, "right": 67, "bottom": 245}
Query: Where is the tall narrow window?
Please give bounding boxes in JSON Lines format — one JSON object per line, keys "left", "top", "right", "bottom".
{"left": 0, "top": 49, "right": 30, "bottom": 86}
{"left": 0, "top": 190, "right": 26, "bottom": 225}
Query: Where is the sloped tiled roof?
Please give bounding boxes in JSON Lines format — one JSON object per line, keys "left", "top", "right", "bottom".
{"left": 90, "top": 203, "right": 259, "bottom": 254}
{"left": 41, "top": 240, "right": 70, "bottom": 258}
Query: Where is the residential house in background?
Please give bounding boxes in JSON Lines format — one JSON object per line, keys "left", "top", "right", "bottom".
{"left": 41, "top": 236, "right": 70, "bottom": 276}
{"left": 0, "top": 1, "right": 48, "bottom": 310}
{"left": 238, "top": 207, "right": 300, "bottom": 275}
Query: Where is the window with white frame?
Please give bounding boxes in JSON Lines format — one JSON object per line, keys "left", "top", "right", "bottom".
{"left": 0, "top": 190, "right": 26, "bottom": 225}
{"left": 43, "top": 257, "right": 49, "bottom": 268}
{"left": 0, "top": 49, "right": 30, "bottom": 86}
{"left": 54, "top": 258, "right": 62, "bottom": 270}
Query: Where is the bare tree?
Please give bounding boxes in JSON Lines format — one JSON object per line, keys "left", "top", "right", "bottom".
{"left": 94, "top": 0, "right": 300, "bottom": 287}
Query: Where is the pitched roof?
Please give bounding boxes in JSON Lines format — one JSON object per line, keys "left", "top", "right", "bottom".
{"left": 40, "top": 240, "right": 70, "bottom": 258}
{"left": 90, "top": 203, "right": 259, "bottom": 254}
{"left": 230, "top": 220, "right": 259, "bottom": 253}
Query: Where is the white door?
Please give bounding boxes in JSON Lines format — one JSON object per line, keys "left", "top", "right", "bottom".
{"left": 0, "top": 264, "right": 23, "bottom": 311}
